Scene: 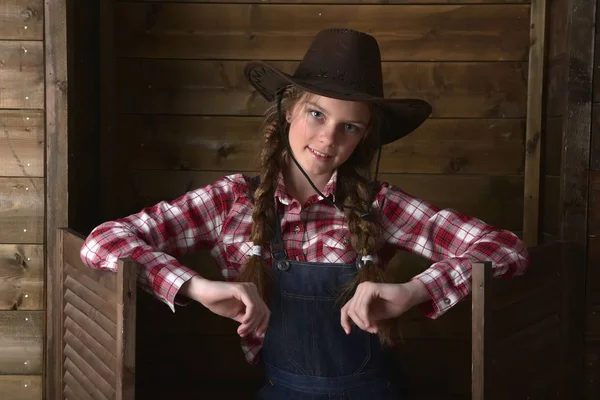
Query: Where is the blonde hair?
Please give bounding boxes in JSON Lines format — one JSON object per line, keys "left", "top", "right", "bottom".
{"left": 237, "top": 85, "right": 394, "bottom": 342}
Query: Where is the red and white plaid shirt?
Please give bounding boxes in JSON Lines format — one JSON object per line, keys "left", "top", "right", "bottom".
{"left": 80, "top": 171, "right": 529, "bottom": 363}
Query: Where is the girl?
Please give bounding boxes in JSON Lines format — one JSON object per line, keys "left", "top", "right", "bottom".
{"left": 80, "top": 28, "right": 529, "bottom": 399}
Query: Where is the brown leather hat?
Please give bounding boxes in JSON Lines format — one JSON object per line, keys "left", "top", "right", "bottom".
{"left": 244, "top": 28, "right": 432, "bottom": 145}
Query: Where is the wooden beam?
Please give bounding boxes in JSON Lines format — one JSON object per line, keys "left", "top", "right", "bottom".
{"left": 559, "top": 0, "right": 596, "bottom": 395}
{"left": 471, "top": 261, "right": 492, "bottom": 400}
{"left": 44, "top": 0, "right": 69, "bottom": 399}
{"left": 523, "top": 0, "right": 547, "bottom": 246}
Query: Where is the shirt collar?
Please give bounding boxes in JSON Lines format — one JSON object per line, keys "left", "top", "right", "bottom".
{"left": 274, "top": 170, "right": 338, "bottom": 205}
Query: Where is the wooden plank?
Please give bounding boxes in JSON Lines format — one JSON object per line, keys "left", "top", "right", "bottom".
{"left": 0, "top": 177, "right": 44, "bottom": 244}
{"left": 0, "top": 0, "right": 43, "bottom": 40}
{"left": 63, "top": 359, "right": 107, "bottom": 400}
{"left": 592, "top": 103, "right": 599, "bottom": 170}
{"left": 63, "top": 307, "right": 117, "bottom": 356}
{"left": 0, "top": 41, "right": 43, "bottom": 109}
{"left": 64, "top": 290, "right": 117, "bottom": 339}
{"left": 541, "top": 175, "right": 560, "bottom": 237}
{"left": 0, "top": 110, "right": 44, "bottom": 177}
{"left": 559, "top": 0, "right": 596, "bottom": 396}
{"left": 64, "top": 265, "right": 117, "bottom": 304}
{"left": 118, "top": 115, "right": 525, "bottom": 175}
{"left": 63, "top": 371, "right": 95, "bottom": 400}
{"left": 0, "top": 311, "right": 43, "bottom": 374}
{"left": 585, "top": 340, "right": 600, "bottom": 400}
{"left": 589, "top": 237, "right": 600, "bottom": 305}
{"left": 471, "top": 261, "right": 492, "bottom": 400}
{"left": 118, "top": 59, "right": 528, "bottom": 118}
{"left": 64, "top": 317, "right": 117, "bottom": 370}
{"left": 115, "top": 3, "right": 530, "bottom": 61}
{"left": 45, "top": 0, "right": 69, "bottom": 397}
{"left": 64, "top": 344, "right": 115, "bottom": 399}
{"left": 64, "top": 331, "right": 116, "bottom": 387}
{"left": 522, "top": 0, "right": 546, "bottom": 246}
{"left": 124, "top": 170, "right": 524, "bottom": 231}
{"left": 0, "top": 244, "right": 43, "bottom": 310}
{"left": 0, "top": 375, "right": 42, "bottom": 400}
{"left": 64, "top": 276, "right": 118, "bottom": 323}
{"left": 543, "top": 115, "right": 562, "bottom": 176}
{"left": 116, "top": 259, "right": 137, "bottom": 400}
{"left": 590, "top": 170, "right": 600, "bottom": 236}
{"left": 126, "top": 0, "right": 530, "bottom": 3}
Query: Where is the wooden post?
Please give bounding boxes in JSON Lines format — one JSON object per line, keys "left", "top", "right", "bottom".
{"left": 523, "top": 0, "right": 547, "bottom": 247}
{"left": 472, "top": 261, "right": 493, "bottom": 400}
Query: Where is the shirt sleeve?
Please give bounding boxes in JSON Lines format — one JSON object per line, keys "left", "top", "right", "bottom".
{"left": 376, "top": 182, "right": 530, "bottom": 319}
{"left": 80, "top": 174, "right": 239, "bottom": 312}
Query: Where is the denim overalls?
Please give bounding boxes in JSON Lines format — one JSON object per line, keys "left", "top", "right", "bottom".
{"left": 256, "top": 209, "right": 401, "bottom": 399}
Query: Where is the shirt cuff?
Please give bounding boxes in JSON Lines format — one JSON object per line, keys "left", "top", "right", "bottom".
{"left": 159, "top": 266, "right": 200, "bottom": 312}
{"left": 410, "top": 261, "right": 471, "bottom": 319}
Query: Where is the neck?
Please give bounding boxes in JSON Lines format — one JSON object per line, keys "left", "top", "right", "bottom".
{"left": 283, "top": 160, "right": 332, "bottom": 204}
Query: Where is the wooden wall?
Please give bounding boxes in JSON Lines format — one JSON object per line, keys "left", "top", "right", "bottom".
{"left": 97, "top": 0, "right": 533, "bottom": 398}
{"left": 586, "top": 1, "right": 600, "bottom": 397}
{"left": 0, "top": 1, "right": 45, "bottom": 399}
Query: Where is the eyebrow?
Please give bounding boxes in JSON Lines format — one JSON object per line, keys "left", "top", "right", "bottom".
{"left": 305, "top": 101, "right": 368, "bottom": 126}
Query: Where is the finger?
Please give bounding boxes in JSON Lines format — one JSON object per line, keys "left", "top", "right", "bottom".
{"left": 256, "top": 309, "right": 271, "bottom": 337}
{"left": 340, "top": 302, "right": 352, "bottom": 334}
{"left": 355, "top": 285, "right": 375, "bottom": 330}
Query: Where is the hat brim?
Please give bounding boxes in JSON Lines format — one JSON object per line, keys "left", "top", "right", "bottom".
{"left": 245, "top": 61, "right": 432, "bottom": 145}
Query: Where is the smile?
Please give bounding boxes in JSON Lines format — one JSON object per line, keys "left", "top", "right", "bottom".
{"left": 308, "top": 147, "right": 332, "bottom": 158}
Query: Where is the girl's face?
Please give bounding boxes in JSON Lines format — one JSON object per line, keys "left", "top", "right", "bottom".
{"left": 286, "top": 94, "right": 371, "bottom": 181}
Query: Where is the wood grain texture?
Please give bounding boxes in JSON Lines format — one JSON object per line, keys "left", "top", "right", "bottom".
{"left": 0, "top": 41, "right": 44, "bottom": 109}
{"left": 0, "top": 0, "right": 43, "bottom": 40}
{"left": 115, "top": 3, "right": 530, "bottom": 61}
{"left": 0, "top": 110, "right": 44, "bottom": 177}
{"left": 0, "top": 311, "right": 43, "bottom": 374}
{"left": 117, "top": 59, "right": 528, "bottom": 118}
{"left": 0, "top": 244, "right": 43, "bottom": 310}
{"left": 589, "top": 170, "right": 600, "bottom": 236}
{"left": 0, "top": 178, "right": 44, "bottom": 244}
{"left": 0, "top": 375, "right": 42, "bottom": 400}
{"left": 123, "top": 0, "right": 529, "bottom": 3}
{"left": 118, "top": 115, "right": 525, "bottom": 175}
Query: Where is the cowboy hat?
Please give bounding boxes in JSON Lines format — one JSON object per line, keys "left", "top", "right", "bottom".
{"left": 244, "top": 28, "right": 432, "bottom": 145}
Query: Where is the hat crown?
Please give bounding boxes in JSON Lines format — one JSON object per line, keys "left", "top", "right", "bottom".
{"left": 293, "top": 29, "right": 384, "bottom": 97}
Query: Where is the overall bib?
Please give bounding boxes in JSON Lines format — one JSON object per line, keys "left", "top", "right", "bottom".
{"left": 256, "top": 211, "right": 401, "bottom": 399}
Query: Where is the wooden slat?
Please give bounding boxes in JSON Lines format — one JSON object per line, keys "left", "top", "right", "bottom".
{"left": 0, "top": 0, "right": 43, "bottom": 40}
{"left": 125, "top": 170, "right": 524, "bottom": 231}
{"left": 0, "top": 41, "right": 44, "bottom": 109}
{"left": 541, "top": 175, "right": 560, "bottom": 237}
{"left": 63, "top": 371, "right": 95, "bottom": 400}
{"left": 0, "top": 244, "right": 43, "bottom": 310}
{"left": 127, "top": 0, "right": 530, "bottom": 3}
{"left": 0, "top": 375, "right": 42, "bottom": 400}
{"left": 0, "top": 177, "right": 44, "bottom": 244}
{"left": 115, "top": 3, "right": 530, "bottom": 61}
{"left": 64, "top": 265, "right": 117, "bottom": 305}
{"left": 117, "top": 60, "right": 528, "bottom": 118}
{"left": 64, "top": 331, "right": 116, "bottom": 386}
{"left": 592, "top": 103, "right": 599, "bottom": 170}
{"left": 63, "top": 309, "right": 116, "bottom": 356}
{"left": 118, "top": 115, "right": 525, "bottom": 175}
{"left": 64, "top": 290, "right": 117, "bottom": 340}
{"left": 64, "top": 317, "right": 117, "bottom": 370}
{"left": 589, "top": 170, "right": 600, "bottom": 236}
{"left": 0, "top": 110, "right": 44, "bottom": 177}
{"left": 471, "top": 261, "right": 492, "bottom": 400}
{"left": 0, "top": 311, "right": 43, "bottom": 374}
{"left": 589, "top": 237, "right": 600, "bottom": 304}
{"left": 116, "top": 259, "right": 137, "bottom": 399}
{"left": 63, "top": 359, "right": 107, "bottom": 400}
{"left": 64, "top": 345, "right": 115, "bottom": 399}
{"left": 64, "top": 276, "right": 117, "bottom": 324}
{"left": 522, "top": 0, "right": 546, "bottom": 246}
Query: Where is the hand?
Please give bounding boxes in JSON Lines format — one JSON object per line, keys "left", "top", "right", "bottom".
{"left": 182, "top": 276, "right": 270, "bottom": 338}
{"left": 340, "top": 280, "right": 430, "bottom": 335}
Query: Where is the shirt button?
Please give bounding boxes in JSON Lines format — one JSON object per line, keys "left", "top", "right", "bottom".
{"left": 295, "top": 255, "right": 300, "bottom": 261}
{"left": 443, "top": 297, "right": 451, "bottom": 305}
{"left": 294, "top": 225, "right": 301, "bottom": 233}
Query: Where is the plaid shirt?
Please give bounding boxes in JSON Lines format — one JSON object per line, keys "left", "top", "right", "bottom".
{"left": 80, "top": 171, "right": 529, "bottom": 363}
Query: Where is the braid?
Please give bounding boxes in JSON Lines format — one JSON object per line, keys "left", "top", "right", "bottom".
{"left": 236, "top": 86, "right": 304, "bottom": 303}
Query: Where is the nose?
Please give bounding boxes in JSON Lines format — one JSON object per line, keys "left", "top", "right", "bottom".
{"left": 318, "top": 123, "right": 337, "bottom": 147}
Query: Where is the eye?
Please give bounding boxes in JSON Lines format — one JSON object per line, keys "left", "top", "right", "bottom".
{"left": 344, "top": 124, "right": 359, "bottom": 133}
{"left": 309, "top": 110, "right": 323, "bottom": 119}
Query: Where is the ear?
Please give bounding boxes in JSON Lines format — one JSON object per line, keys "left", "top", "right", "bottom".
{"left": 285, "top": 109, "right": 292, "bottom": 123}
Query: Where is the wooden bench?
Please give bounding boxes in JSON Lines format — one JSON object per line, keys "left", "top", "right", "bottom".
{"left": 53, "top": 228, "right": 563, "bottom": 399}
